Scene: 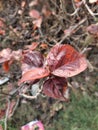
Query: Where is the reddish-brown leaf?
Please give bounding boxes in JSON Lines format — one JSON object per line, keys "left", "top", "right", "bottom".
{"left": 52, "top": 56, "right": 87, "bottom": 78}
{"left": 22, "top": 51, "right": 44, "bottom": 74}
{"left": 0, "top": 109, "right": 5, "bottom": 119}
{"left": 43, "top": 77, "right": 68, "bottom": 101}
{"left": 19, "top": 68, "right": 50, "bottom": 84}
{"left": 47, "top": 44, "right": 87, "bottom": 78}
{"left": 2, "top": 61, "right": 10, "bottom": 72}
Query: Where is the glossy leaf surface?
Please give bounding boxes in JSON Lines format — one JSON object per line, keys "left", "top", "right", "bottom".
{"left": 19, "top": 68, "right": 50, "bottom": 84}
{"left": 43, "top": 77, "right": 68, "bottom": 101}
{"left": 47, "top": 44, "right": 87, "bottom": 77}
{"left": 22, "top": 50, "right": 44, "bottom": 74}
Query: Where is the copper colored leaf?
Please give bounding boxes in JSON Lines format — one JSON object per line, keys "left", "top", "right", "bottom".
{"left": 52, "top": 56, "right": 87, "bottom": 78}
{"left": 2, "top": 61, "right": 10, "bottom": 72}
{"left": 19, "top": 68, "right": 50, "bottom": 84}
{"left": 47, "top": 44, "right": 87, "bottom": 78}
{"left": 43, "top": 77, "right": 68, "bottom": 101}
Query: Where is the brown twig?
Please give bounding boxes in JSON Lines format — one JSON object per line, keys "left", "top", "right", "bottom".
{"left": 82, "top": 0, "right": 98, "bottom": 17}
{"left": 58, "top": 18, "right": 87, "bottom": 44}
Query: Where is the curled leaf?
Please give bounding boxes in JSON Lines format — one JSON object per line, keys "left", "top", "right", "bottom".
{"left": 43, "top": 77, "right": 68, "bottom": 101}
{"left": 19, "top": 68, "right": 50, "bottom": 84}
{"left": 47, "top": 44, "right": 87, "bottom": 78}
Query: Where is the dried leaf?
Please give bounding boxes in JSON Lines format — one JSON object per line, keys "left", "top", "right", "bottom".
{"left": 2, "top": 61, "right": 10, "bottom": 72}
{"left": 29, "top": 9, "right": 40, "bottom": 19}
{"left": 33, "top": 17, "right": 42, "bottom": 28}
{"left": 0, "top": 19, "right": 5, "bottom": 35}
{"left": 24, "top": 42, "right": 38, "bottom": 51}
{"left": 0, "top": 109, "right": 5, "bottom": 119}
{"left": 43, "top": 77, "right": 68, "bottom": 101}
{"left": 0, "top": 49, "right": 22, "bottom": 72}
{"left": 87, "top": 24, "right": 98, "bottom": 37}
{"left": 0, "top": 48, "right": 12, "bottom": 63}
{"left": 47, "top": 44, "right": 87, "bottom": 78}
{"left": 19, "top": 68, "right": 50, "bottom": 84}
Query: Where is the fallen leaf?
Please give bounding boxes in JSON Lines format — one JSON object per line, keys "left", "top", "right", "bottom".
{"left": 24, "top": 42, "right": 38, "bottom": 51}
{"left": 29, "top": 9, "right": 40, "bottom": 19}
{"left": 33, "top": 16, "right": 42, "bottom": 28}
{"left": 0, "top": 48, "right": 12, "bottom": 63}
